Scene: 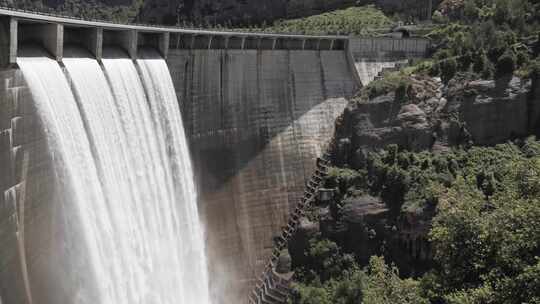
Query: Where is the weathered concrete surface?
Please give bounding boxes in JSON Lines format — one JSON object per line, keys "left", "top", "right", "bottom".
{"left": 167, "top": 49, "right": 358, "bottom": 302}
{"left": 0, "top": 68, "right": 73, "bottom": 304}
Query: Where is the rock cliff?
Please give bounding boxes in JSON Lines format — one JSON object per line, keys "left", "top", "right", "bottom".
{"left": 291, "top": 73, "right": 540, "bottom": 277}
{"left": 335, "top": 74, "right": 537, "bottom": 168}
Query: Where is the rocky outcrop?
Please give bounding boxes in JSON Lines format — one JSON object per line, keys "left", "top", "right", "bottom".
{"left": 335, "top": 74, "right": 538, "bottom": 167}
{"left": 288, "top": 191, "right": 432, "bottom": 275}
{"left": 288, "top": 218, "right": 319, "bottom": 267}
{"left": 448, "top": 76, "right": 533, "bottom": 145}
{"left": 322, "top": 74, "right": 538, "bottom": 276}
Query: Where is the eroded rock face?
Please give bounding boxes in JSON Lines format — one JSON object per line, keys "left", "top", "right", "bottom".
{"left": 448, "top": 76, "right": 532, "bottom": 145}
{"left": 337, "top": 195, "right": 390, "bottom": 263}
{"left": 288, "top": 217, "right": 319, "bottom": 267}
{"left": 336, "top": 75, "right": 538, "bottom": 167}
{"left": 322, "top": 74, "right": 538, "bottom": 275}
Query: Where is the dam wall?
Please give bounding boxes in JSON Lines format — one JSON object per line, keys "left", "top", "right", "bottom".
{"left": 0, "top": 68, "right": 64, "bottom": 304}
{"left": 0, "top": 8, "right": 360, "bottom": 303}
{"left": 351, "top": 37, "right": 431, "bottom": 85}
{"left": 166, "top": 48, "right": 358, "bottom": 300}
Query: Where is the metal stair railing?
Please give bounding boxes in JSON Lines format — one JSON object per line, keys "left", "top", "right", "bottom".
{"left": 248, "top": 142, "right": 334, "bottom": 304}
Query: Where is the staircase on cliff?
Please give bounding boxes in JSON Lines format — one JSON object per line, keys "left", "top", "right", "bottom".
{"left": 248, "top": 147, "right": 333, "bottom": 304}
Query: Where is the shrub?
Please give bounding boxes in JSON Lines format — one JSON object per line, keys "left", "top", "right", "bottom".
{"left": 394, "top": 81, "right": 411, "bottom": 104}
{"left": 363, "top": 256, "right": 428, "bottom": 304}
{"left": 473, "top": 50, "right": 494, "bottom": 78}
{"left": 459, "top": 51, "right": 474, "bottom": 71}
{"left": 496, "top": 50, "right": 517, "bottom": 76}
{"left": 440, "top": 57, "right": 458, "bottom": 83}
{"left": 429, "top": 62, "right": 441, "bottom": 77}
{"left": 516, "top": 50, "right": 530, "bottom": 67}
{"left": 463, "top": 0, "right": 479, "bottom": 20}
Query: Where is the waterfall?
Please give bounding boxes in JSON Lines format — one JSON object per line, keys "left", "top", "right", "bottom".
{"left": 17, "top": 46, "right": 212, "bottom": 304}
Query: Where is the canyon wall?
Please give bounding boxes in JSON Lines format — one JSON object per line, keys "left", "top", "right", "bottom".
{"left": 167, "top": 48, "right": 359, "bottom": 301}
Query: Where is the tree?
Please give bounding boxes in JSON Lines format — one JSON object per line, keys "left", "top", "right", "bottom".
{"left": 427, "top": 149, "right": 540, "bottom": 304}
{"left": 290, "top": 284, "right": 332, "bottom": 304}
{"left": 440, "top": 57, "right": 458, "bottom": 83}
{"left": 496, "top": 50, "right": 517, "bottom": 76}
{"left": 363, "top": 256, "right": 428, "bottom": 304}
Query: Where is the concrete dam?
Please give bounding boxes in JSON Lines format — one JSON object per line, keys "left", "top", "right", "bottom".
{"left": 0, "top": 8, "right": 360, "bottom": 304}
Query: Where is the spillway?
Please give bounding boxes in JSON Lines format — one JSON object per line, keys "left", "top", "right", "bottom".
{"left": 16, "top": 46, "right": 211, "bottom": 304}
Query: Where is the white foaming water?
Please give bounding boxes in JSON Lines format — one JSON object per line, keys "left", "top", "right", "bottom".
{"left": 17, "top": 48, "right": 107, "bottom": 304}
{"left": 18, "top": 46, "right": 211, "bottom": 304}
{"left": 136, "top": 48, "right": 212, "bottom": 304}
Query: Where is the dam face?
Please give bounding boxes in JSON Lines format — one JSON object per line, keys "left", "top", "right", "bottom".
{"left": 0, "top": 9, "right": 360, "bottom": 303}
{"left": 168, "top": 48, "right": 358, "bottom": 299}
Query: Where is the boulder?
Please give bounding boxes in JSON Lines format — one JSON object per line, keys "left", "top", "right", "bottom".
{"left": 337, "top": 195, "right": 390, "bottom": 262}
{"left": 287, "top": 217, "right": 318, "bottom": 266}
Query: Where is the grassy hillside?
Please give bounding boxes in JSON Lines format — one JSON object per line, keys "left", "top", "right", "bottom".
{"left": 265, "top": 6, "right": 392, "bottom": 35}
{"left": 233, "top": 5, "right": 394, "bottom": 35}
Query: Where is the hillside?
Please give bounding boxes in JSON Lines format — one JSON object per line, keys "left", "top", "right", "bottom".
{"left": 242, "top": 6, "right": 393, "bottom": 36}
{"left": 0, "top": 0, "right": 436, "bottom": 25}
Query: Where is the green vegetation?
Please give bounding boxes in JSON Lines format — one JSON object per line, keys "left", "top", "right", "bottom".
{"left": 358, "top": 71, "right": 413, "bottom": 101}
{"left": 290, "top": 255, "right": 427, "bottom": 304}
{"left": 353, "top": 0, "right": 540, "bottom": 105}
{"left": 426, "top": 0, "right": 540, "bottom": 82}
{"left": 290, "top": 138, "right": 540, "bottom": 303}
{"left": 238, "top": 6, "right": 393, "bottom": 35}
{"left": 0, "top": 0, "right": 143, "bottom": 23}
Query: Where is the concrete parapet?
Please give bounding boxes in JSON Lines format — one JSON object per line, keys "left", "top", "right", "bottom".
{"left": 0, "top": 8, "right": 350, "bottom": 64}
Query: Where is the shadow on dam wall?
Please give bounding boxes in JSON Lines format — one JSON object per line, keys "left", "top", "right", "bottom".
{"left": 167, "top": 49, "right": 359, "bottom": 301}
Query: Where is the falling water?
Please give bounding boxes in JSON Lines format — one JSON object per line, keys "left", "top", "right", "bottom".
{"left": 17, "top": 46, "right": 211, "bottom": 304}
